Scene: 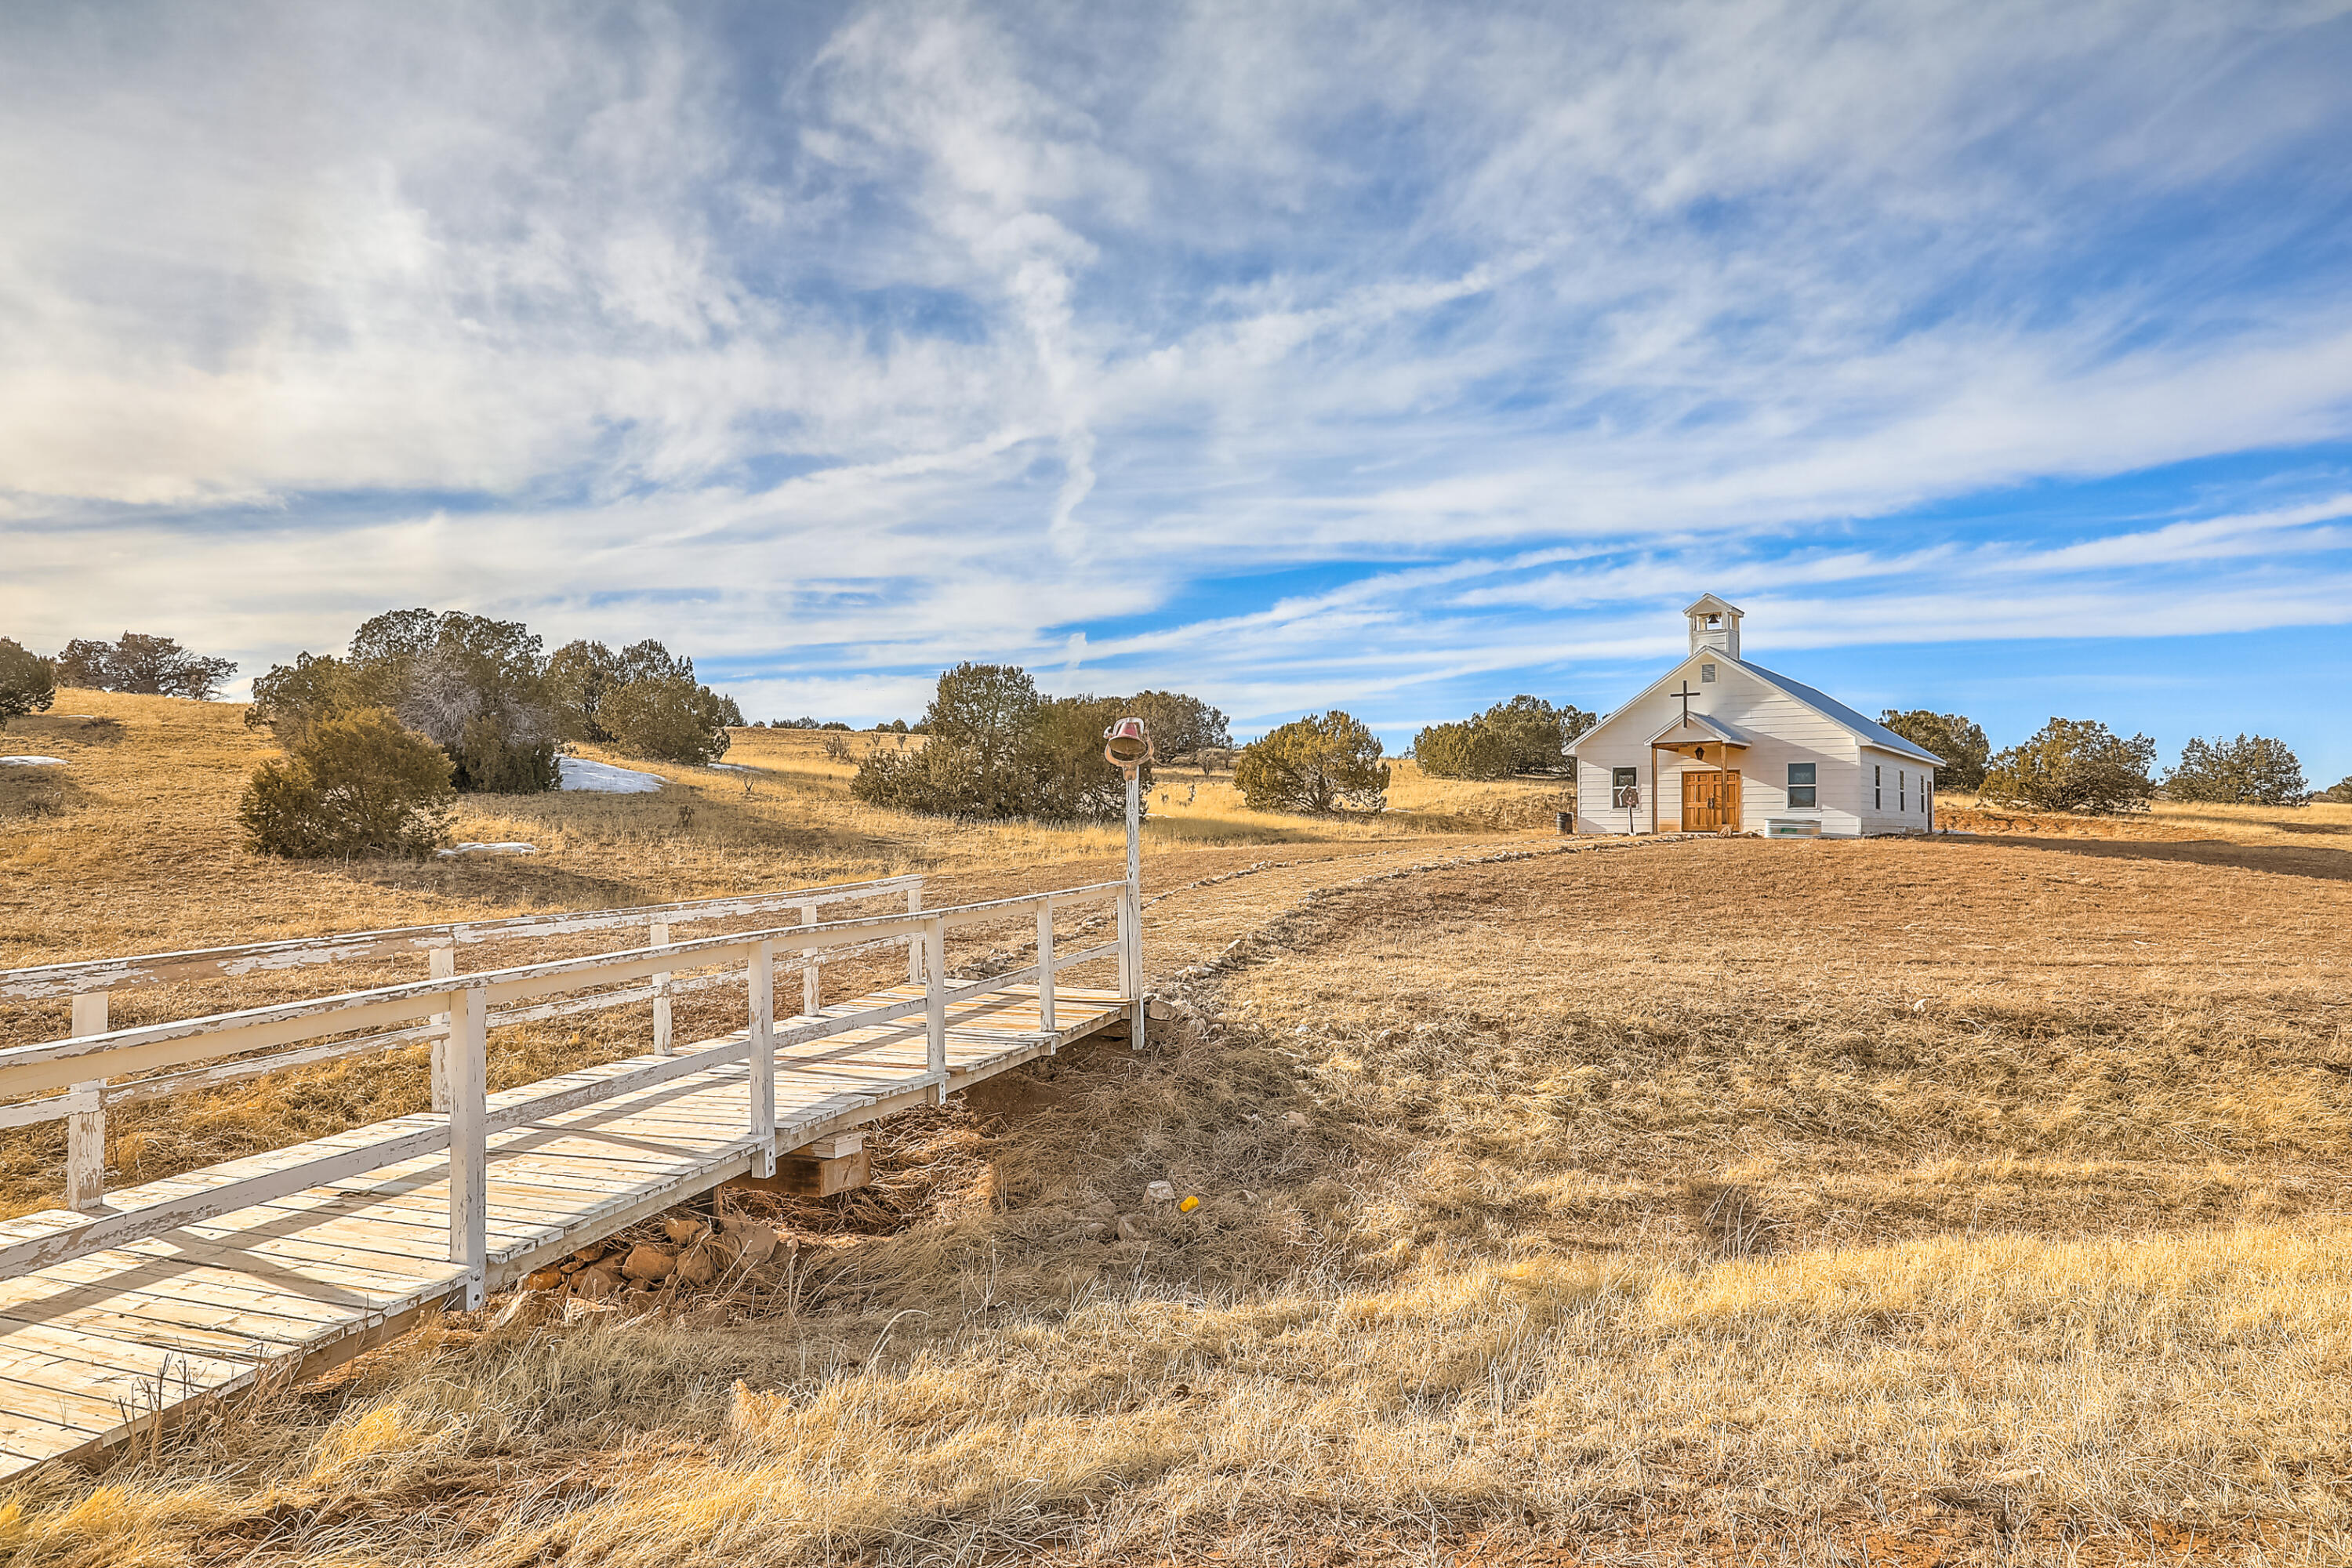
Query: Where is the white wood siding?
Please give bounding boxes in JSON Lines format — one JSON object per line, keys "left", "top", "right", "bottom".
{"left": 1573, "top": 655, "right": 1875, "bottom": 836}
{"left": 1856, "top": 746, "right": 1933, "bottom": 833}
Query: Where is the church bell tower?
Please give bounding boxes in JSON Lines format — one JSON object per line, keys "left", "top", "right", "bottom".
{"left": 1685, "top": 593, "right": 1744, "bottom": 658}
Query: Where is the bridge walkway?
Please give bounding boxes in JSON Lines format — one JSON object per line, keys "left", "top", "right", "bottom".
{"left": 0, "top": 980, "right": 1127, "bottom": 1477}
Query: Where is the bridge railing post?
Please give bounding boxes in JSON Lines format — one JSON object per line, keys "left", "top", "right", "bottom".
{"left": 924, "top": 916, "right": 947, "bottom": 1105}
{"left": 907, "top": 885, "right": 924, "bottom": 983}
{"left": 447, "top": 984, "right": 488, "bottom": 1310}
{"left": 800, "top": 903, "right": 819, "bottom": 1018}
{"left": 1035, "top": 897, "right": 1056, "bottom": 1038}
{"left": 650, "top": 918, "right": 673, "bottom": 1056}
{"left": 67, "top": 993, "right": 107, "bottom": 1214}
{"left": 428, "top": 946, "right": 456, "bottom": 1112}
{"left": 748, "top": 942, "right": 775, "bottom": 1178}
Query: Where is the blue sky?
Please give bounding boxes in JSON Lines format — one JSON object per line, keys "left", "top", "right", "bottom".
{"left": 5, "top": 1, "right": 2352, "bottom": 782}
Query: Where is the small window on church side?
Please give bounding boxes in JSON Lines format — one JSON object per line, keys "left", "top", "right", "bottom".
{"left": 1700, "top": 662, "right": 1717, "bottom": 683}
{"left": 1786, "top": 762, "right": 1817, "bottom": 808}
{"left": 1611, "top": 766, "right": 1638, "bottom": 808}
{"left": 1900, "top": 770, "right": 1907, "bottom": 811}
{"left": 1875, "top": 764, "right": 1882, "bottom": 809}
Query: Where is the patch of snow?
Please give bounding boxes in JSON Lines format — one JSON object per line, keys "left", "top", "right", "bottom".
{"left": 0, "top": 757, "right": 66, "bottom": 767}
{"left": 438, "top": 842, "right": 539, "bottom": 858}
{"left": 709, "top": 762, "right": 752, "bottom": 772}
{"left": 559, "top": 757, "right": 663, "bottom": 794}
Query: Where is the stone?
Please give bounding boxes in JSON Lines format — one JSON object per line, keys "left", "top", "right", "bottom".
{"left": 1283, "top": 1111, "right": 1308, "bottom": 1129}
{"left": 521, "top": 1266, "right": 567, "bottom": 1292}
{"left": 621, "top": 1243, "right": 677, "bottom": 1282}
{"left": 571, "top": 1246, "right": 604, "bottom": 1264}
{"left": 1145, "top": 1181, "right": 1176, "bottom": 1203}
{"left": 571, "top": 1264, "right": 624, "bottom": 1300}
{"left": 663, "top": 1214, "right": 711, "bottom": 1246}
{"left": 748, "top": 1237, "right": 801, "bottom": 1285}
{"left": 1116, "top": 1214, "right": 1148, "bottom": 1242}
{"left": 725, "top": 1221, "right": 780, "bottom": 1266}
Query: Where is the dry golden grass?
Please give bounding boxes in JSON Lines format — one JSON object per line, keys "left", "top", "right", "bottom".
{"left": 0, "top": 695, "right": 1527, "bottom": 1217}
{"left": 1940, "top": 789, "right": 2352, "bottom": 848}
{"left": 8, "top": 700, "right": 2352, "bottom": 1563}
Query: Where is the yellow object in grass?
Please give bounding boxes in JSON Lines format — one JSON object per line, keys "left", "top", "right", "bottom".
{"left": 1178, "top": 1195, "right": 1200, "bottom": 1214}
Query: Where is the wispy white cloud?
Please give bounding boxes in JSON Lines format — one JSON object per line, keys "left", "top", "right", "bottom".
{"left": 2, "top": 0, "right": 2351, "bottom": 752}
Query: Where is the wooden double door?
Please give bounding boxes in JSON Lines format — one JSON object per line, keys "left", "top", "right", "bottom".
{"left": 1681, "top": 768, "right": 1742, "bottom": 831}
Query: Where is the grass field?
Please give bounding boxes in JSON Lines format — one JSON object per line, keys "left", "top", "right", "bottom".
{"left": 5, "top": 696, "right": 2350, "bottom": 1565}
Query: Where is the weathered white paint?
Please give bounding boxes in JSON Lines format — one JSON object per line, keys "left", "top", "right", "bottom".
{"left": 1, "top": 876, "right": 924, "bottom": 1000}
{"left": 906, "top": 885, "right": 924, "bottom": 983}
{"left": 924, "top": 919, "right": 948, "bottom": 1105}
{"left": 1123, "top": 768, "right": 1145, "bottom": 1052}
{"left": 1036, "top": 899, "right": 1057, "bottom": 1034}
{"left": 66, "top": 995, "right": 107, "bottom": 1214}
{"left": 0, "top": 884, "right": 1123, "bottom": 1103}
{"left": 446, "top": 986, "right": 488, "bottom": 1308}
{"left": 800, "top": 904, "right": 820, "bottom": 1018}
{"left": 428, "top": 946, "right": 456, "bottom": 1114}
{"left": 747, "top": 945, "right": 775, "bottom": 1178}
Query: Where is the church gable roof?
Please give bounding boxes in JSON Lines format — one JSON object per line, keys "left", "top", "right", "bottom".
{"left": 1568, "top": 649, "right": 1943, "bottom": 765}
{"left": 1732, "top": 659, "right": 1941, "bottom": 764}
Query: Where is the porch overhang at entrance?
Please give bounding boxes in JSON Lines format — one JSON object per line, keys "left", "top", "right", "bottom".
{"left": 1646, "top": 712, "right": 1751, "bottom": 762}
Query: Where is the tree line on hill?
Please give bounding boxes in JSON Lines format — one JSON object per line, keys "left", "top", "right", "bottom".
{"left": 848, "top": 666, "right": 1232, "bottom": 822}
{"left": 1874, "top": 711, "right": 2320, "bottom": 813}
{"left": 237, "top": 609, "right": 743, "bottom": 857}
{"left": 850, "top": 665, "right": 1392, "bottom": 820}
{"left": 0, "top": 631, "right": 240, "bottom": 728}
{"left": 9, "top": 621, "right": 2343, "bottom": 843}
{"left": 1411, "top": 695, "right": 1595, "bottom": 779}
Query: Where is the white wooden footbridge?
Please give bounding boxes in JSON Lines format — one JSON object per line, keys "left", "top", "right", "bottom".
{"left": 0, "top": 868, "right": 1145, "bottom": 1479}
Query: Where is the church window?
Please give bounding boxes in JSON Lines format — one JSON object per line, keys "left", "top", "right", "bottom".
{"left": 1786, "top": 762, "right": 1817, "bottom": 808}
{"left": 1900, "top": 771, "right": 1907, "bottom": 811}
{"left": 1700, "top": 662, "right": 1717, "bottom": 683}
{"left": 1875, "top": 764, "right": 1882, "bottom": 808}
{"left": 1610, "top": 766, "right": 1638, "bottom": 807}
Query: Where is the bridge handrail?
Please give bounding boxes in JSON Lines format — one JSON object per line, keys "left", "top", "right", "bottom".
{"left": 0, "top": 874, "right": 926, "bottom": 999}
{"left": 0, "top": 877, "right": 1138, "bottom": 1293}
{"left": 0, "top": 880, "right": 1126, "bottom": 1094}
{"left": 2, "top": 873, "right": 931, "bottom": 1212}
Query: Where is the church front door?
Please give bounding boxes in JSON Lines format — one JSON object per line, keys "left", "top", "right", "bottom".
{"left": 1681, "top": 769, "right": 1741, "bottom": 831}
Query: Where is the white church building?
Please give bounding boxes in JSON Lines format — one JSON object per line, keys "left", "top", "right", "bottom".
{"left": 1570, "top": 595, "right": 1943, "bottom": 837}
